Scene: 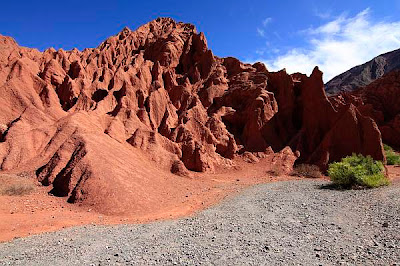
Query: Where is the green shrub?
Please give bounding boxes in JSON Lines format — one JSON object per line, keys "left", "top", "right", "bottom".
{"left": 383, "top": 144, "right": 400, "bottom": 165}
{"left": 327, "top": 154, "right": 389, "bottom": 188}
{"left": 383, "top": 144, "right": 393, "bottom": 151}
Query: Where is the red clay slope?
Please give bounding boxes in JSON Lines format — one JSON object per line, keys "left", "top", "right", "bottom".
{"left": 0, "top": 18, "right": 384, "bottom": 214}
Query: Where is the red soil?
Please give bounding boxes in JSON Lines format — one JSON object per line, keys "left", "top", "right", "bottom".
{"left": 0, "top": 156, "right": 301, "bottom": 242}
{"left": 0, "top": 17, "right": 395, "bottom": 242}
{"left": 2, "top": 162, "right": 398, "bottom": 243}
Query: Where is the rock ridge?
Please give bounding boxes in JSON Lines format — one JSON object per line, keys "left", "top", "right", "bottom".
{"left": 0, "top": 18, "right": 385, "bottom": 212}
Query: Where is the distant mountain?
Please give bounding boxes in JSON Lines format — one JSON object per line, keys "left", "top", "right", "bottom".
{"left": 325, "top": 48, "right": 400, "bottom": 95}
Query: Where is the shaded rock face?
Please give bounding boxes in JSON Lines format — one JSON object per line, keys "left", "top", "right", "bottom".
{"left": 261, "top": 68, "right": 384, "bottom": 170}
{"left": 0, "top": 18, "right": 385, "bottom": 210}
{"left": 333, "top": 70, "right": 400, "bottom": 149}
{"left": 325, "top": 48, "right": 400, "bottom": 95}
{"left": 0, "top": 124, "right": 7, "bottom": 142}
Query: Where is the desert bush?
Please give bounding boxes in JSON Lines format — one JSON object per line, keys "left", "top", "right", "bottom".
{"left": 292, "top": 164, "right": 322, "bottom": 178}
{"left": 327, "top": 154, "right": 389, "bottom": 188}
{"left": 1, "top": 183, "right": 35, "bottom": 196}
{"left": 383, "top": 144, "right": 400, "bottom": 165}
{"left": 267, "top": 165, "right": 284, "bottom": 176}
{"left": 0, "top": 173, "right": 36, "bottom": 196}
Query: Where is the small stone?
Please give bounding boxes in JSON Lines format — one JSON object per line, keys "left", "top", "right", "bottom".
{"left": 382, "top": 222, "right": 389, "bottom": 228}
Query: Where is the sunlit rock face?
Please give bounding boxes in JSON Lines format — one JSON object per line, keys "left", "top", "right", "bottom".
{"left": 0, "top": 17, "right": 384, "bottom": 212}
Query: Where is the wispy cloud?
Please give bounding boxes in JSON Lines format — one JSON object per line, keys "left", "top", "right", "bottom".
{"left": 262, "top": 8, "right": 400, "bottom": 82}
{"left": 257, "top": 28, "right": 265, "bottom": 37}
{"left": 257, "top": 17, "right": 273, "bottom": 37}
{"left": 262, "top": 17, "right": 272, "bottom": 26}
{"left": 313, "top": 8, "right": 332, "bottom": 19}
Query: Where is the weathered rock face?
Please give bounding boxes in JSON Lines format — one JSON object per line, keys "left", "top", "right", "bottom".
{"left": 333, "top": 70, "right": 400, "bottom": 149}
{"left": 0, "top": 18, "right": 385, "bottom": 211}
{"left": 261, "top": 68, "right": 383, "bottom": 170}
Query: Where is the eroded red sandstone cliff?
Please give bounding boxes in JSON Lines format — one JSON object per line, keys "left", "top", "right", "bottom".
{"left": 332, "top": 70, "right": 400, "bottom": 149}
{"left": 0, "top": 18, "right": 385, "bottom": 211}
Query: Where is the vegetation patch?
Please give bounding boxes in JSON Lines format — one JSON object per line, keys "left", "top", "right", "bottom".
{"left": 267, "top": 165, "right": 284, "bottom": 177}
{"left": 1, "top": 183, "right": 35, "bottom": 196}
{"left": 292, "top": 164, "right": 322, "bottom": 178}
{"left": 328, "top": 154, "right": 389, "bottom": 188}
{"left": 0, "top": 173, "right": 36, "bottom": 196}
{"left": 383, "top": 144, "right": 400, "bottom": 165}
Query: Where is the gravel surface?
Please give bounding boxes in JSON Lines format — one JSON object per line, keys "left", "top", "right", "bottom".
{"left": 1, "top": 179, "right": 400, "bottom": 265}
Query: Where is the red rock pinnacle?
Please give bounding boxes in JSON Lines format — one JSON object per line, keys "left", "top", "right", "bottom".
{"left": 0, "top": 18, "right": 384, "bottom": 212}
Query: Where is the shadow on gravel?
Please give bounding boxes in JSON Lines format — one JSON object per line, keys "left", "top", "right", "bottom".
{"left": 318, "top": 183, "right": 345, "bottom": 190}
{"left": 318, "top": 183, "right": 368, "bottom": 191}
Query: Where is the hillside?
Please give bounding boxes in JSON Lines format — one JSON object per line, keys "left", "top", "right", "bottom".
{"left": 0, "top": 18, "right": 384, "bottom": 214}
{"left": 325, "top": 48, "right": 400, "bottom": 95}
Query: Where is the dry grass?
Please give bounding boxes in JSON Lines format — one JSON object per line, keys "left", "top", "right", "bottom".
{"left": 0, "top": 172, "right": 36, "bottom": 196}
{"left": 291, "top": 164, "right": 322, "bottom": 178}
{"left": 267, "top": 165, "right": 284, "bottom": 177}
{"left": 1, "top": 183, "right": 35, "bottom": 196}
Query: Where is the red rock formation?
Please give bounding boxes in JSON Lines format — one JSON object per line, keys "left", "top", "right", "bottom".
{"left": 333, "top": 70, "right": 400, "bottom": 149}
{"left": 0, "top": 18, "right": 385, "bottom": 212}
{"left": 290, "top": 69, "right": 384, "bottom": 168}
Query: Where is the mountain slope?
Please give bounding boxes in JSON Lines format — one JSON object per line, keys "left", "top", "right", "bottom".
{"left": 0, "top": 18, "right": 384, "bottom": 213}
{"left": 325, "top": 48, "right": 400, "bottom": 95}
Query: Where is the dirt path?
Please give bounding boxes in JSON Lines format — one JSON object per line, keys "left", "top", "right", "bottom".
{"left": 1, "top": 178, "right": 399, "bottom": 265}
{"left": 0, "top": 157, "right": 300, "bottom": 242}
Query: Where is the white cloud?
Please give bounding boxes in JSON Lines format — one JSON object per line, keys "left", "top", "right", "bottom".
{"left": 263, "top": 8, "right": 400, "bottom": 82}
{"left": 257, "top": 17, "right": 273, "bottom": 37}
{"left": 257, "top": 28, "right": 265, "bottom": 37}
{"left": 256, "top": 49, "right": 265, "bottom": 56}
{"left": 313, "top": 8, "right": 332, "bottom": 20}
{"left": 262, "top": 17, "right": 272, "bottom": 27}
{"left": 308, "top": 16, "right": 345, "bottom": 35}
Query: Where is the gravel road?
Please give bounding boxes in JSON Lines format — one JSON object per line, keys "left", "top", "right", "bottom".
{"left": 1, "top": 179, "right": 399, "bottom": 265}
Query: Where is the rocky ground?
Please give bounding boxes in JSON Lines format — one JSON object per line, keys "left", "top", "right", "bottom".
{"left": 1, "top": 178, "right": 399, "bottom": 266}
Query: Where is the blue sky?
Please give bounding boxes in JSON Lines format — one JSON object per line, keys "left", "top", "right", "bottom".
{"left": 1, "top": 0, "right": 400, "bottom": 81}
